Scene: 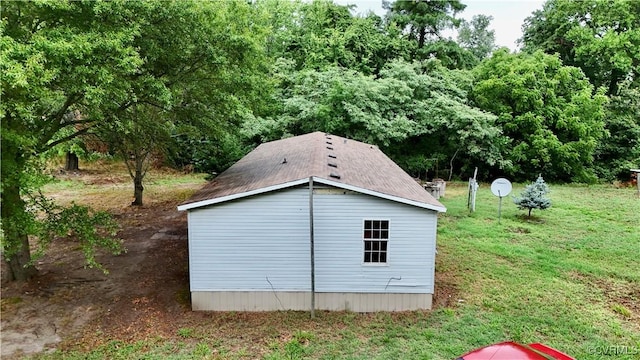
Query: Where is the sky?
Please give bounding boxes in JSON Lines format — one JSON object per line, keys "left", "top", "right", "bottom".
{"left": 334, "top": 0, "right": 545, "bottom": 50}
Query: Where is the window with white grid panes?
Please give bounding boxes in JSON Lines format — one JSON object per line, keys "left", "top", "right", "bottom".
{"left": 363, "top": 220, "right": 389, "bottom": 264}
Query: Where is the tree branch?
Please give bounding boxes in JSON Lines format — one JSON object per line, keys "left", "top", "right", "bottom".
{"left": 42, "top": 127, "right": 91, "bottom": 152}
{"left": 60, "top": 118, "right": 97, "bottom": 126}
{"left": 40, "top": 93, "right": 84, "bottom": 144}
{"left": 448, "top": 148, "right": 460, "bottom": 181}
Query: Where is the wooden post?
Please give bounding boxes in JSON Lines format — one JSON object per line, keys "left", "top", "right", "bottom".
{"left": 308, "top": 177, "right": 315, "bottom": 318}
{"left": 468, "top": 167, "right": 478, "bottom": 212}
{"left": 631, "top": 169, "right": 640, "bottom": 197}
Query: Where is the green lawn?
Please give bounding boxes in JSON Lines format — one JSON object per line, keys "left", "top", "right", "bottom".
{"left": 35, "top": 182, "right": 640, "bottom": 359}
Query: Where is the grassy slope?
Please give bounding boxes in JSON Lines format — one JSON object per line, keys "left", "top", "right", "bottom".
{"left": 35, "top": 180, "right": 640, "bottom": 360}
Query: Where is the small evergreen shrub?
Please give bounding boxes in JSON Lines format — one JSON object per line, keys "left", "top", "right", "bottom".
{"left": 514, "top": 175, "right": 551, "bottom": 217}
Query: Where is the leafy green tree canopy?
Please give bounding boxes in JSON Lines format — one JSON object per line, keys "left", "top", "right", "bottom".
{"left": 2, "top": 0, "right": 147, "bottom": 280}
{"left": 256, "top": 0, "right": 407, "bottom": 75}
{"left": 384, "top": 0, "right": 475, "bottom": 69}
{"left": 471, "top": 49, "right": 607, "bottom": 182}
{"left": 521, "top": 0, "right": 640, "bottom": 95}
{"left": 457, "top": 14, "right": 496, "bottom": 61}
{"left": 245, "top": 59, "right": 506, "bottom": 179}
{"left": 385, "top": 0, "right": 466, "bottom": 48}
{"left": 1, "top": 0, "right": 268, "bottom": 280}
{"left": 593, "top": 82, "right": 640, "bottom": 180}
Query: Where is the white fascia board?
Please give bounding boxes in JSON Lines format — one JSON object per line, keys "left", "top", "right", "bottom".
{"left": 313, "top": 177, "right": 447, "bottom": 213}
{"left": 177, "top": 178, "right": 309, "bottom": 211}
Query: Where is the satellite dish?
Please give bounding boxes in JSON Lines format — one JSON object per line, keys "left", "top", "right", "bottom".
{"left": 491, "top": 178, "right": 512, "bottom": 198}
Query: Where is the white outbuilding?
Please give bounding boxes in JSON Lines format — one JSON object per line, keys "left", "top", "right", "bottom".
{"left": 178, "top": 132, "right": 446, "bottom": 312}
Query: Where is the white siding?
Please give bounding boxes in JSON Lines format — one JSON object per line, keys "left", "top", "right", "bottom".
{"left": 188, "top": 187, "right": 310, "bottom": 292}
{"left": 314, "top": 192, "right": 437, "bottom": 294}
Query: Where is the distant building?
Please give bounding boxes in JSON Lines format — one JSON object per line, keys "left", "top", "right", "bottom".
{"left": 178, "top": 132, "right": 446, "bottom": 312}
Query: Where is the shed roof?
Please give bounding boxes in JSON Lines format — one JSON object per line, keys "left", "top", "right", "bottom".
{"left": 178, "top": 132, "right": 446, "bottom": 212}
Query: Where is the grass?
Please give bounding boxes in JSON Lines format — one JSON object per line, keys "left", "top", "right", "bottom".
{"left": 42, "top": 159, "right": 208, "bottom": 210}
{"left": 32, "top": 179, "right": 640, "bottom": 359}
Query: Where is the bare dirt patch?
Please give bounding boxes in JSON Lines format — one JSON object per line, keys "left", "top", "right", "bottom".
{"left": 0, "top": 199, "right": 193, "bottom": 358}
{"left": 1, "top": 163, "right": 205, "bottom": 359}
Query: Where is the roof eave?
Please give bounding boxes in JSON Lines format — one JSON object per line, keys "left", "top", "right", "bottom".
{"left": 177, "top": 177, "right": 446, "bottom": 213}
{"left": 176, "top": 178, "right": 309, "bottom": 211}
{"left": 313, "top": 177, "right": 446, "bottom": 213}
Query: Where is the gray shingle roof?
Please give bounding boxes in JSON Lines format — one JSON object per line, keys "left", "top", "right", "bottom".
{"left": 179, "top": 132, "right": 445, "bottom": 211}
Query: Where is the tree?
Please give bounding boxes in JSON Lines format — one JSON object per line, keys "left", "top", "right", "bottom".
{"left": 514, "top": 175, "right": 552, "bottom": 217}
{"left": 457, "top": 15, "right": 496, "bottom": 61}
{"left": 2, "top": 0, "right": 146, "bottom": 280}
{"left": 385, "top": 0, "right": 466, "bottom": 49}
{"left": 244, "top": 59, "right": 507, "bottom": 178}
{"left": 256, "top": 0, "right": 408, "bottom": 75}
{"left": 101, "top": 106, "right": 171, "bottom": 206}
{"left": 593, "top": 83, "right": 640, "bottom": 180}
{"left": 471, "top": 49, "right": 607, "bottom": 182}
{"left": 521, "top": 0, "right": 640, "bottom": 96}
{"left": 96, "top": 0, "right": 268, "bottom": 206}
{"left": 385, "top": 0, "right": 473, "bottom": 68}
{"left": 1, "top": 0, "right": 268, "bottom": 280}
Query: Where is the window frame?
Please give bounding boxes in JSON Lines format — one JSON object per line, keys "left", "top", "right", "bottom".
{"left": 362, "top": 219, "right": 390, "bottom": 266}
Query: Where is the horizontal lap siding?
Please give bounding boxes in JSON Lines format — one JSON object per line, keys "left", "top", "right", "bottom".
{"left": 188, "top": 188, "right": 310, "bottom": 291}
{"left": 314, "top": 193, "right": 437, "bottom": 294}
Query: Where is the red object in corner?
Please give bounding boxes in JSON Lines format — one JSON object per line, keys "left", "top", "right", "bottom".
{"left": 457, "top": 341, "right": 575, "bottom": 360}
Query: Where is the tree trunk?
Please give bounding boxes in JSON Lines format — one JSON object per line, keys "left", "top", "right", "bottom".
{"left": 5, "top": 234, "right": 38, "bottom": 281}
{"left": 65, "top": 151, "right": 79, "bottom": 171}
{"left": 1, "top": 156, "right": 38, "bottom": 281}
{"left": 528, "top": 208, "right": 533, "bottom": 217}
{"left": 131, "top": 153, "right": 145, "bottom": 206}
{"left": 132, "top": 174, "right": 144, "bottom": 206}
{"left": 608, "top": 68, "right": 623, "bottom": 96}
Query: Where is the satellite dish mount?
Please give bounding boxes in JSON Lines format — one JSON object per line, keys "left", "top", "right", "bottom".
{"left": 490, "top": 178, "right": 512, "bottom": 223}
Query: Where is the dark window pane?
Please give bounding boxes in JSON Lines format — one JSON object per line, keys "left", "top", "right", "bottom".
{"left": 365, "top": 241, "right": 371, "bottom": 251}
{"left": 371, "top": 252, "right": 379, "bottom": 262}
{"left": 381, "top": 230, "right": 389, "bottom": 239}
{"left": 370, "top": 230, "right": 377, "bottom": 239}
{"left": 364, "top": 230, "right": 372, "bottom": 239}
{"left": 375, "top": 220, "right": 381, "bottom": 230}
{"left": 364, "top": 252, "right": 371, "bottom": 262}
{"left": 381, "top": 221, "right": 389, "bottom": 230}
{"left": 381, "top": 241, "right": 387, "bottom": 251}
{"left": 364, "top": 220, "right": 372, "bottom": 229}
{"left": 380, "top": 252, "right": 387, "bottom": 263}
{"left": 373, "top": 241, "right": 379, "bottom": 251}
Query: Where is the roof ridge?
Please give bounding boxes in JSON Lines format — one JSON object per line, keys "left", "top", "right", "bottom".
{"left": 320, "top": 133, "right": 339, "bottom": 180}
